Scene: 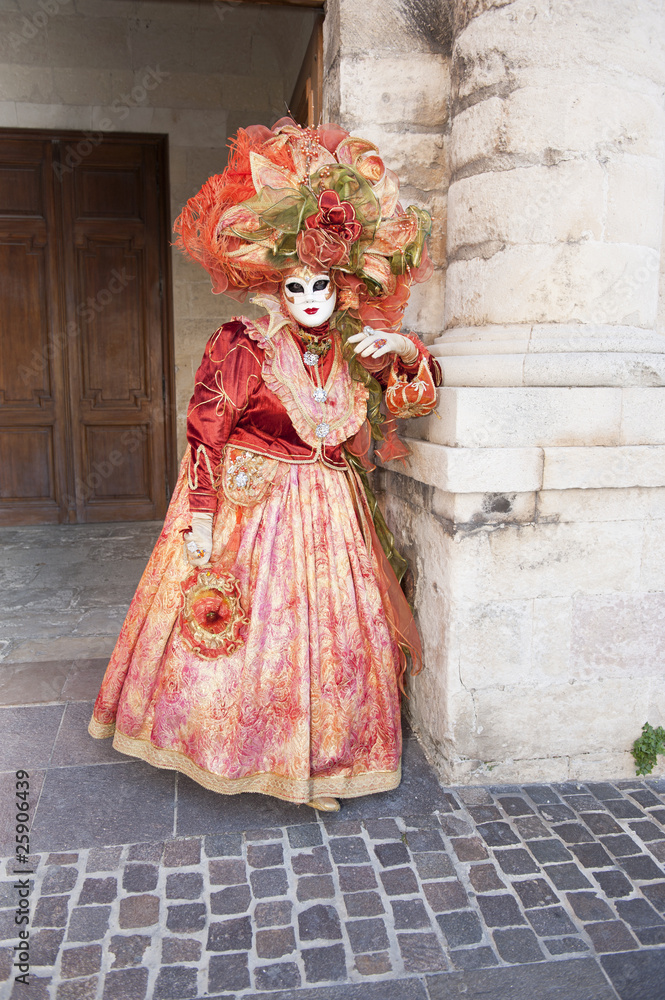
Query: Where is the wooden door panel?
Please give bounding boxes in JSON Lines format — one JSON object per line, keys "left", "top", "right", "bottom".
{"left": 0, "top": 130, "right": 175, "bottom": 526}
{"left": 0, "top": 427, "right": 54, "bottom": 500}
{"left": 0, "top": 137, "right": 68, "bottom": 523}
{"left": 75, "top": 237, "right": 146, "bottom": 408}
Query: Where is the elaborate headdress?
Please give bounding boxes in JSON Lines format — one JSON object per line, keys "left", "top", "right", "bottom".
{"left": 174, "top": 117, "right": 433, "bottom": 335}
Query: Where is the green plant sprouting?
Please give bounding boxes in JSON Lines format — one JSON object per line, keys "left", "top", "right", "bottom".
{"left": 632, "top": 722, "right": 665, "bottom": 776}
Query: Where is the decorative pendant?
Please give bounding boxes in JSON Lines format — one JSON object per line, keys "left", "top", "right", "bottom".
{"left": 313, "top": 387, "right": 328, "bottom": 402}
{"left": 303, "top": 351, "right": 319, "bottom": 367}
{"left": 234, "top": 471, "right": 249, "bottom": 488}
{"left": 315, "top": 422, "right": 330, "bottom": 439}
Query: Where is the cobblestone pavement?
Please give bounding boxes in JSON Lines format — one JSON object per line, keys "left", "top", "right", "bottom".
{"left": 1, "top": 524, "right": 665, "bottom": 998}
{"left": 1, "top": 705, "right": 665, "bottom": 999}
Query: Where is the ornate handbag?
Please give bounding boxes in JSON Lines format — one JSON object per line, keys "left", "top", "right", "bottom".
{"left": 384, "top": 354, "right": 438, "bottom": 420}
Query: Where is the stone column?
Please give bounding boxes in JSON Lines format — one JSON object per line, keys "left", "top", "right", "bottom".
{"left": 328, "top": 0, "right": 665, "bottom": 784}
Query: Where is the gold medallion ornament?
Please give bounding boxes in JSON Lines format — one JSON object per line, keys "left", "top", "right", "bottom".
{"left": 180, "top": 569, "right": 249, "bottom": 658}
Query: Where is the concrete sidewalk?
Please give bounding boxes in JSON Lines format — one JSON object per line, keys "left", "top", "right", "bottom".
{"left": 1, "top": 523, "right": 664, "bottom": 999}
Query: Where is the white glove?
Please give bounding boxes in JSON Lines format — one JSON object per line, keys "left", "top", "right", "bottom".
{"left": 348, "top": 326, "right": 419, "bottom": 364}
{"left": 183, "top": 512, "right": 214, "bottom": 567}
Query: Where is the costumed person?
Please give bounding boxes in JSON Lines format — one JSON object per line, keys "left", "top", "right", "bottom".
{"left": 88, "top": 118, "right": 442, "bottom": 812}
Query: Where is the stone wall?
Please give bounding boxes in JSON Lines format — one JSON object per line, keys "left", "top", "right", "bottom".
{"left": 0, "top": 0, "right": 317, "bottom": 453}
{"left": 326, "top": 0, "right": 665, "bottom": 782}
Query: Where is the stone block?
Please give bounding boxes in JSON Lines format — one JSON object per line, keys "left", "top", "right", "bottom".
{"left": 444, "top": 243, "right": 659, "bottom": 329}
{"left": 571, "top": 593, "right": 665, "bottom": 678}
{"left": 340, "top": 53, "right": 449, "bottom": 129}
{"left": 387, "top": 440, "right": 542, "bottom": 494}
{"left": 537, "top": 487, "right": 664, "bottom": 524}
{"left": 606, "top": 154, "right": 664, "bottom": 248}
{"left": 621, "top": 389, "right": 665, "bottom": 445}
{"left": 450, "top": 96, "right": 503, "bottom": 175}
{"left": 451, "top": 519, "right": 642, "bottom": 602}
{"left": 16, "top": 103, "right": 92, "bottom": 130}
{"left": 641, "top": 519, "right": 665, "bottom": 592}
{"left": 426, "top": 387, "right": 621, "bottom": 450}
{"left": 457, "top": 598, "right": 532, "bottom": 690}
{"left": 500, "top": 83, "right": 665, "bottom": 161}
{"left": 543, "top": 445, "right": 665, "bottom": 490}
{"left": 448, "top": 160, "right": 605, "bottom": 250}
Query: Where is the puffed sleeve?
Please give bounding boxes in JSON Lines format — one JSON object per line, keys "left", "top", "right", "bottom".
{"left": 186, "top": 320, "right": 262, "bottom": 512}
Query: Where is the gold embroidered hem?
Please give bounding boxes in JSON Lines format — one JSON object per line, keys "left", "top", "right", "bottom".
{"left": 90, "top": 722, "right": 401, "bottom": 804}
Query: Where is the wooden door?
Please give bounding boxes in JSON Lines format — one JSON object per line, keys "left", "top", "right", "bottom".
{"left": 0, "top": 131, "right": 175, "bottom": 525}
{"left": 290, "top": 15, "right": 324, "bottom": 127}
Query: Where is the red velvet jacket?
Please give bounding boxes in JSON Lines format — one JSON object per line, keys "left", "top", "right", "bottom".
{"left": 186, "top": 318, "right": 442, "bottom": 513}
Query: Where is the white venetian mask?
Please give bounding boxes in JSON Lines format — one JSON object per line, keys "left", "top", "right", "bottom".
{"left": 282, "top": 272, "right": 336, "bottom": 328}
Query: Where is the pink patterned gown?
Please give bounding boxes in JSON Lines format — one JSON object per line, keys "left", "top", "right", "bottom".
{"left": 89, "top": 303, "right": 440, "bottom": 803}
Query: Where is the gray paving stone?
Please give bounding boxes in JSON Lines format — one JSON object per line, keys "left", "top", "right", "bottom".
{"left": 498, "top": 797, "right": 535, "bottom": 817}
{"left": 31, "top": 928, "right": 65, "bottom": 966}
{"left": 514, "top": 816, "right": 551, "bottom": 839}
{"left": 161, "top": 938, "right": 202, "bottom": 964}
{"left": 526, "top": 905, "right": 577, "bottom": 937}
{"left": 250, "top": 868, "right": 288, "bottom": 898}
{"left": 449, "top": 947, "right": 499, "bottom": 970}
{"left": 615, "top": 897, "right": 665, "bottom": 927}
{"left": 437, "top": 910, "right": 483, "bottom": 947}
{"left": 210, "top": 885, "right": 252, "bottom": 915}
{"left": 467, "top": 864, "right": 505, "bottom": 892}
{"left": 122, "top": 864, "right": 158, "bottom": 893}
{"left": 621, "top": 855, "right": 665, "bottom": 880}
{"left": 206, "top": 917, "right": 252, "bottom": 952}
{"left": 571, "top": 843, "right": 614, "bottom": 869}
{"left": 209, "top": 859, "right": 246, "bottom": 885}
{"left": 291, "top": 847, "right": 332, "bottom": 875}
{"left": 427, "top": 959, "right": 616, "bottom": 1000}
{"left": 566, "top": 892, "right": 614, "bottom": 922}
{"left": 245, "top": 828, "right": 283, "bottom": 842}
{"left": 539, "top": 804, "right": 575, "bottom": 823}
{"left": 494, "top": 848, "right": 540, "bottom": 875}
{"left": 126, "top": 843, "right": 163, "bottom": 863}
{"left": 153, "top": 966, "right": 198, "bottom": 1000}
{"left": 600, "top": 834, "right": 643, "bottom": 857}
{"left": 468, "top": 806, "right": 501, "bottom": 823}
{"left": 254, "top": 962, "right": 301, "bottom": 991}
{"left": 527, "top": 839, "right": 572, "bottom": 864}
{"left": 208, "top": 952, "right": 249, "bottom": 992}
{"left": 286, "top": 825, "right": 322, "bottom": 849}
{"left": 543, "top": 863, "right": 593, "bottom": 890}
{"left": 101, "top": 967, "right": 149, "bottom": 1000}
{"left": 165, "top": 903, "right": 206, "bottom": 933}
{"left": 56, "top": 978, "right": 98, "bottom": 1000}
{"left": 413, "top": 852, "right": 455, "bottom": 880}
{"left": 344, "top": 891, "right": 384, "bottom": 917}
{"left": 512, "top": 878, "right": 558, "bottom": 909}
{"left": 60, "top": 945, "right": 102, "bottom": 979}
{"left": 329, "top": 838, "right": 370, "bottom": 865}
{"left": 165, "top": 873, "right": 203, "bottom": 900}
{"left": 256, "top": 926, "right": 296, "bottom": 959}
{"left": 109, "top": 935, "right": 151, "bottom": 969}
{"left": 67, "top": 906, "right": 111, "bottom": 942}
{"left": 296, "top": 875, "right": 335, "bottom": 901}
{"left": 477, "top": 822, "right": 519, "bottom": 847}
{"left": 87, "top": 847, "right": 123, "bottom": 872}
{"left": 78, "top": 877, "right": 117, "bottom": 905}
{"left": 337, "top": 865, "right": 377, "bottom": 892}
{"left": 42, "top": 867, "right": 78, "bottom": 895}
{"left": 642, "top": 882, "right": 665, "bottom": 911}
{"left": 551, "top": 822, "right": 594, "bottom": 844}
{"left": 205, "top": 834, "right": 243, "bottom": 857}
{"left": 476, "top": 894, "right": 526, "bottom": 927}
{"left": 346, "top": 916, "right": 389, "bottom": 953}
{"left": 593, "top": 869, "right": 634, "bottom": 898}
{"left": 493, "top": 927, "right": 545, "bottom": 964}
{"left": 423, "top": 880, "right": 469, "bottom": 912}
{"left": 544, "top": 936, "right": 589, "bottom": 955}
{"left": 364, "top": 819, "right": 401, "bottom": 840}
{"left": 302, "top": 943, "right": 347, "bottom": 983}
{"left": 602, "top": 948, "right": 665, "bottom": 1000}
{"left": 248, "top": 844, "right": 284, "bottom": 869}
{"left": 398, "top": 931, "right": 446, "bottom": 972}
{"left": 391, "top": 898, "right": 431, "bottom": 929}
{"left": 298, "top": 904, "right": 342, "bottom": 941}
{"left": 163, "top": 839, "right": 200, "bottom": 867}
{"left": 451, "top": 837, "right": 488, "bottom": 861}
{"left": 374, "top": 841, "right": 410, "bottom": 868}
{"left": 584, "top": 919, "right": 638, "bottom": 952}
{"left": 524, "top": 785, "right": 562, "bottom": 806}
{"left": 381, "top": 866, "right": 420, "bottom": 896}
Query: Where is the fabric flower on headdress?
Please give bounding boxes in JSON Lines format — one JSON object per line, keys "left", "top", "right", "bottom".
{"left": 173, "top": 117, "right": 433, "bottom": 331}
